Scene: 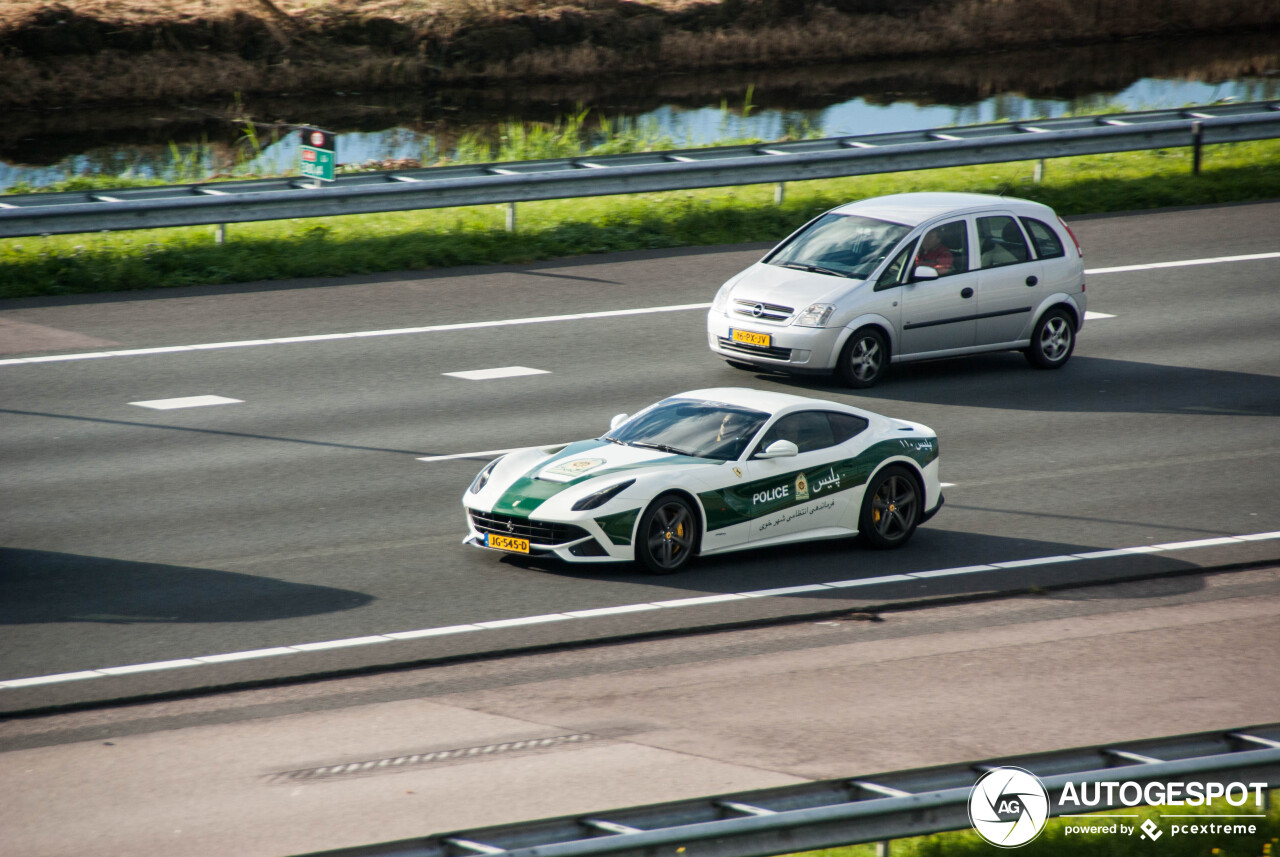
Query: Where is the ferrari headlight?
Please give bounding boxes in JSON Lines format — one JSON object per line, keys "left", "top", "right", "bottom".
{"left": 711, "top": 283, "right": 733, "bottom": 313}
{"left": 468, "top": 458, "right": 501, "bottom": 494}
{"left": 794, "top": 303, "right": 836, "bottom": 327}
{"left": 571, "top": 479, "right": 635, "bottom": 511}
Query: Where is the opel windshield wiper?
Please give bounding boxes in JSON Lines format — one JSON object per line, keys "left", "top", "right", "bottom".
{"left": 778, "top": 261, "right": 851, "bottom": 278}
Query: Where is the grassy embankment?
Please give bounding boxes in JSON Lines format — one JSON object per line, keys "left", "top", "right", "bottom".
{"left": 3, "top": 0, "right": 1278, "bottom": 108}
{"left": 791, "top": 793, "right": 1280, "bottom": 856}
{"left": 2, "top": 129, "right": 1278, "bottom": 300}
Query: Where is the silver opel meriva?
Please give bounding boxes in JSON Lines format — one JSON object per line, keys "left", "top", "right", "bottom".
{"left": 707, "top": 192, "right": 1087, "bottom": 387}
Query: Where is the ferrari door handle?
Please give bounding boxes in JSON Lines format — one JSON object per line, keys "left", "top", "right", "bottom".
{"left": 1025, "top": 275, "right": 1039, "bottom": 286}
{"left": 960, "top": 287, "right": 974, "bottom": 299}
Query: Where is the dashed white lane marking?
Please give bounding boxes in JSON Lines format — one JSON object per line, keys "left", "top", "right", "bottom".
{"left": 1084, "top": 311, "right": 1115, "bottom": 320}
{"left": 3, "top": 529, "right": 1277, "bottom": 691}
{"left": 443, "top": 366, "right": 549, "bottom": 381}
{"left": 0, "top": 250, "right": 1274, "bottom": 368}
{"left": 128, "top": 395, "right": 243, "bottom": 410}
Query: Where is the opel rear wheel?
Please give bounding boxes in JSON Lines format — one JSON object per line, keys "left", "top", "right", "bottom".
{"left": 636, "top": 494, "right": 699, "bottom": 574}
{"left": 858, "top": 465, "right": 921, "bottom": 549}
{"left": 838, "top": 327, "right": 889, "bottom": 388}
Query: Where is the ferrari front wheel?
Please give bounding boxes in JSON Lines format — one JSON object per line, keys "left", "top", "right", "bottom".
{"left": 636, "top": 494, "right": 699, "bottom": 574}
{"left": 859, "top": 465, "right": 921, "bottom": 550}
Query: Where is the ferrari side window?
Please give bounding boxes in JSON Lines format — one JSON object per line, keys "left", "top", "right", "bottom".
{"left": 756, "top": 412, "right": 837, "bottom": 455}
{"left": 827, "top": 412, "right": 869, "bottom": 444}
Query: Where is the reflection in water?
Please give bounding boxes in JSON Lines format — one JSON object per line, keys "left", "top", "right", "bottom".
{"left": 1, "top": 32, "right": 1276, "bottom": 191}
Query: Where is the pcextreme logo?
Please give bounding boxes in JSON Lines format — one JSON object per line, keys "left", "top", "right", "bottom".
{"left": 968, "top": 767, "right": 1051, "bottom": 847}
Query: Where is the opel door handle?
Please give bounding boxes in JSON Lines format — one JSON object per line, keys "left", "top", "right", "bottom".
{"left": 1025, "top": 276, "right": 1039, "bottom": 286}
{"left": 960, "top": 287, "right": 974, "bottom": 299}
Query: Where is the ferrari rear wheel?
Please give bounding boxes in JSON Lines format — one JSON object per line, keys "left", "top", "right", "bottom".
{"left": 637, "top": 494, "right": 699, "bottom": 574}
{"left": 859, "top": 465, "right": 921, "bottom": 550}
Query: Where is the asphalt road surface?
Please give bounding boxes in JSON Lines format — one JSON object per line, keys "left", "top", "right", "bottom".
{"left": 3, "top": 567, "right": 1279, "bottom": 857}
{"left": 1, "top": 200, "right": 1278, "bottom": 713}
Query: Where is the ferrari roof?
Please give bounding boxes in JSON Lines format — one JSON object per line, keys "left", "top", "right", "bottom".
{"left": 670, "top": 387, "right": 840, "bottom": 415}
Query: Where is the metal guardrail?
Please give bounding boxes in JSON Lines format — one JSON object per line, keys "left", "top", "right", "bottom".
{"left": 295, "top": 724, "right": 1280, "bottom": 857}
{"left": 1, "top": 101, "right": 1278, "bottom": 239}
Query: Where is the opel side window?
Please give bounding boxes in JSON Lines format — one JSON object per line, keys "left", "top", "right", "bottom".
{"left": 875, "top": 243, "right": 915, "bottom": 290}
{"left": 915, "top": 220, "right": 969, "bottom": 278}
{"left": 1021, "top": 217, "right": 1065, "bottom": 259}
{"left": 977, "top": 216, "right": 1031, "bottom": 269}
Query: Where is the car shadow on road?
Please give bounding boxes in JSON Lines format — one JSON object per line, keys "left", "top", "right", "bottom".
{"left": 0, "top": 548, "right": 374, "bottom": 625}
{"left": 494, "top": 528, "right": 1212, "bottom": 604}
{"left": 749, "top": 355, "right": 1280, "bottom": 417}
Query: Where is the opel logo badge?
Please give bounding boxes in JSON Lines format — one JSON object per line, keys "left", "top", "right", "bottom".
{"left": 751, "top": 303, "right": 765, "bottom": 318}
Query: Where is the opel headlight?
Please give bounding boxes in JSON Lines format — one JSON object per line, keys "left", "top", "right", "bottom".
{"left": 468, "top": 458, "right": 501, "bottom": 494}
{"left": 794, "top": 303, "right": 836, "bottom": 327}
{"left": 711, "top": 283, "right": 733, "bottom": 313}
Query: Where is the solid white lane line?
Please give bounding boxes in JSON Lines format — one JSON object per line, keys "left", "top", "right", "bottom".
{"left": 475, "top": 614, "right": 572, "bottom": 629}
{"left": 129, "top": 395, "right": 243, "bottom": 410}
{"left": 3, "top": 528, "right": 1277, "bottom": 691}
{"left": 1072, "top": 546, "right": 1164, "bottom": 559}
{"left": 1, "top": 249, "right": 1274, "bottom": 368}
{"left": 98, "top": 659, "right": 203, "bottom": 675}
{"left": 992, "top": 555, "right": 1079, "bottom": 569}
{"left": 1084, "top": 252, "right": 1280, "bottom": 275}
{"left": 443, "top": 366, "right": 549, "bottom": 381}
{"left": 910, "top": 564, "right": 998, "bottom": 579}
{"left": 828, "top": 574, "right": 915, "bottom": 587}
{"left": 1151, "top": 536, "right": 1243, "bottom": 551}
{"left": 0, "top": 302, "right": 712, "bottom": 367}
{"left": 195, "top": 648, "right": 297, "bottom": 663}
{"left": 385, "top": 625, "right": 482, "bottom": 640}
{"left": 291, "top": 636, "right": 391, "bottom": 651}
{"left": 1239, "top": 531, "right": 1280, "bottom": 542}
{"left": 565, "top": 604, "right": 662, "bottom": 618}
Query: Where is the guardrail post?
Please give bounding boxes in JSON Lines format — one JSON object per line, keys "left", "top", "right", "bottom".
{"left": 506, "top": 202, "right": 517, "bottom": 233}
{"left": 775, "top": 182, "right": 786, "bottom": 205}
{"left": 1192, "top": 120, "right": 1203, "bottom": 175}
{"left": 875, "top": 840, "right": 891, "bottom": 856}
{"left": 1033, "top": 160, "right": 1045, "bottom": 183}
{"left": 215, "top": 223, "right": 226, "bottom": 244}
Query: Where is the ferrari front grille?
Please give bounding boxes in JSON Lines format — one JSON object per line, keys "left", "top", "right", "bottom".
{"left": 470, "top": 511, "right": 591, "bottom": 545}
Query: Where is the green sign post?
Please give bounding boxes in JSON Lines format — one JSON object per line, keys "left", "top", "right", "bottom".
{"left": 300, "top": 128, "right": 336, "bottom": 183}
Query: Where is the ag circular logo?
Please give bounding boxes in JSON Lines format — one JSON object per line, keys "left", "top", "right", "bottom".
{"left": 968, "top": 766, "right": 1050, "bottom": 848}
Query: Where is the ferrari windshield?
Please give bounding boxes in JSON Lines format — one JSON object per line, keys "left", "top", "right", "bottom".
{"left": 604, "top": 399, "right": 770, "bottom": 461}
{"left": 768, "top": 213, "right": 912, "bottom": 279}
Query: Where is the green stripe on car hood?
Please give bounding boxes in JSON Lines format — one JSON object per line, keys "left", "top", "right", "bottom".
{"left": 492, "top": 440, "right": 711, "bottom": 518}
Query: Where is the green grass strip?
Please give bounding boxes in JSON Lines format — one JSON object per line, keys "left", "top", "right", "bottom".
{"left": 789, "top": 791, "right": 1279, "bottom": 856}
{"left": 1, "top": 139, "right": 1277, "bottom": 300}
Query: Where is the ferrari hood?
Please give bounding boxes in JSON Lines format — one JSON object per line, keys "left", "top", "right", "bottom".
{"left": 484, "top": 439, "right": 712, "bottom": 518}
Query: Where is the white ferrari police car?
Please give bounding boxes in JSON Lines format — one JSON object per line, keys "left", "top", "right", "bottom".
{"left": 463, "top": 388, "right": 943, "bottom": 573}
